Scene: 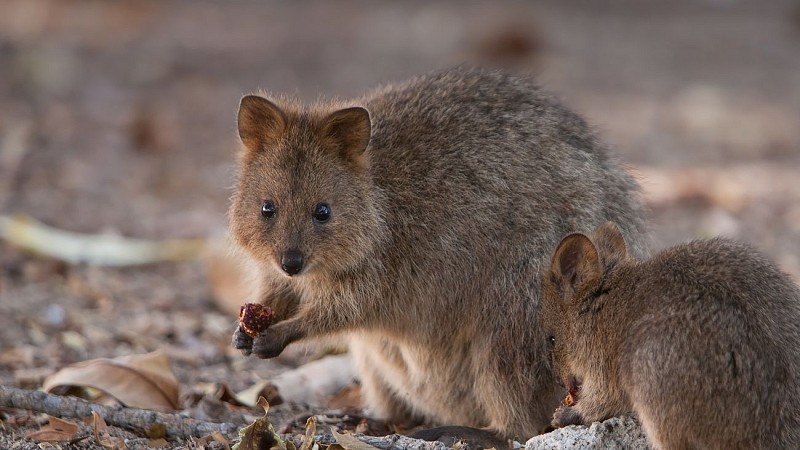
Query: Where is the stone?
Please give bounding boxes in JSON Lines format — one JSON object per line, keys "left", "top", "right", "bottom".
{"left": 525, "top": 416, "right": 648, "bottom": 450}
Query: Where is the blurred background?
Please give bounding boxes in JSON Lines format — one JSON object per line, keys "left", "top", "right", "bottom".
{"left": 0, "top": 0, "right": 798, "bottom": 440}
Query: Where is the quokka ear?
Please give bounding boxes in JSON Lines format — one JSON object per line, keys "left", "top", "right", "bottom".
{"left": 237, "top": 95, "right": 287, "bottom": 152}
{"left": 550, "top": 233, "right": 603, "bottom": 295}
{"left": 321, "top": 107, "right": 371, "bottom": 167}
{"left": 592, "top": 222, "right": 628, "bottom": 266}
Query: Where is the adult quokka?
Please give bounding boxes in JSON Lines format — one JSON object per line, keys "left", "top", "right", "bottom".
{"left": 230, "top": 67, "right": 648, "bottom": 439}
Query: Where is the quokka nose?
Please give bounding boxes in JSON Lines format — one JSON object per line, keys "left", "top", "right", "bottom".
{"left": 281, "top": 250, "right": 304, "bottom": 276}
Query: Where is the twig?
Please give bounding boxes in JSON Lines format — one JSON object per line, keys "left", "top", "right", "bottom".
{"left": 354, "top": 434, "right": 448, "bottom": 450}
{"left": 0, "top": 214, "right": 207, "bottom": 266}
{"left": 316, "top": 432, "right": 449, "bottom": 450}
{"left": 0, "top": 386, "right": 240, "bottom": 440}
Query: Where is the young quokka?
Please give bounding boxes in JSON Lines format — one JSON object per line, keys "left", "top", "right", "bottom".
{"left": 540, "top": 222, "right": 800, "bottom": 449}
{"left": 229, "top": 67, "right": 649, "bottom": 439}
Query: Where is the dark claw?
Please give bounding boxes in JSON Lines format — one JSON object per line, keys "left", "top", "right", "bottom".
{"left": 232, "top": 325, "right": 254, "bottom": 355}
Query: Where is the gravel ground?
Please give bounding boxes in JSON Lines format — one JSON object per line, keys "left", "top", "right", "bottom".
{"left": 1, "top": 1, "right": 798, "bottom": 448}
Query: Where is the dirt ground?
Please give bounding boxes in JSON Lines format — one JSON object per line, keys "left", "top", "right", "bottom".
{"left": 1, "top": 1, "right": 799, "bottom": 448}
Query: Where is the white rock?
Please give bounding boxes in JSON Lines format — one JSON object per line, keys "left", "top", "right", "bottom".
{"left": 525, "top": 416, "right": 648, "bottom": 450}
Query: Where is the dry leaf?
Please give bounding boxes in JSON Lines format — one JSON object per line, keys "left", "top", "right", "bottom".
{"left": 331, "top": 431, "right": 381, "bottom": 450}
{"left": 24, "top": 416, "right": 79, "bottom": 443}
{"left": 148, "top": 438, "right": 169, "bottom": 448}
{"left": 234, "top": 380, "right": 283, "bottom": 408}
{"left": 194, "top": 432, "right": 231, "bottom": 450}
{"left": 232, "top": 397, "right": 285, "bottom": 450}
{"left": 299, "top": 417, "right": 317, "bottom": 450}
{"left": 198, "top": 382, "right": 255, "bottom": 408}
{"left": 0, "top": 214, "right": 207, "bottom": 266}
{"left": 146, "top": 423, "right": 167, "bottom": 439}
{"left": 91, "top": 411, "right": 127, "bottom": 450}
{"left": 43, "top": 350, "right": 179, "bottom": 410}
{"left": 256, "top": 397, "right": 270, "bottom": 416}
{"left": 92, "top": 411, "right": 108, "bottom": 436}
{"left": 99, "top": 435, "right": 127, "bottom": 449}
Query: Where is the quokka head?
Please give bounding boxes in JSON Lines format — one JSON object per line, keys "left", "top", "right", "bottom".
{"left": 540, "top": 222, "right": 630, "bottom": 387}
{"left": 229, "top": 95, "right": 383, "bottom": 278}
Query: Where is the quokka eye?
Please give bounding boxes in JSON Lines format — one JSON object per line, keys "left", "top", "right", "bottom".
{"left": 312, "top": 203, "right": 331, "bottom": 223}
{"left": 548, "top": 336, "right": 556, "bottom": 346}
{"left": 261, "top": 200, "right": 276, "bottom": 219}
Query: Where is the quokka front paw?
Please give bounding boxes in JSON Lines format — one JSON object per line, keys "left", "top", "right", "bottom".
{"left": 552, "top": 405, "right": 584, "bottom": 428}
{"left": 232, "top": 325, "right": 254, "bottom": 355}
{"left": 251, "top": 326, "right": 291, "bottom": 359}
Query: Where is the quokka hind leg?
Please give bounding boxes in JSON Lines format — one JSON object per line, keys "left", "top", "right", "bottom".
{"left": 635, "top": 408, "right": 694, "bottom": 450}
{"left": 350, "top": 338, "right": 420, "bottom": 427}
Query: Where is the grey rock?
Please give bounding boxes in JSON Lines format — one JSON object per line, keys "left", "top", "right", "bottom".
{"left": 525, "top": 416, "right": 649, "bottom": 450}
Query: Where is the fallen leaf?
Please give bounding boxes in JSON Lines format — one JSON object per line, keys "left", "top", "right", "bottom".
{"left": 91, "top": 411, "right": 127, "bottom": 450}
{"left": 197, "top": 382, "right": 253, "bottom": 408}
{"left": 232, "top": 397, "right": 285, "bottom": 450}
{"left": 148, "top": 438, "right": 169, "bottom": 448}
{"left": 43, "top": 350, "right": 179, "bottom": 410}
{"left": 332, "top": 431, "right": 381, "bottom": 450}
{"left": 92, "top": 411, "right": 108, "bottom": 436}
{"left": 194, "top": 432, "right": 231, "bottom": 450}
{"left": 0, "top": 214, "right": 207, "bottom": 266}
{"left": 24, "top": 416, "right": 79, "bottom": 443}
{"left": 234, "top": 380, "right": 283, "bottom": 408}
{"left": 299, "top": 417, "right": 316, "bottom": 450}
{"left": 146, "top": 423, "right": 167, "bottom": 439}
{"left": 99, "top": 436, "right": 127, "bottom": 449}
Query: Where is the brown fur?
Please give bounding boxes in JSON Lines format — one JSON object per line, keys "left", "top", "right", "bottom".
{"left": 229, "top": 67, "right": 648, "bottom": 439}
{"left": 541, "top": 223, "right": 800, "bottom": 449}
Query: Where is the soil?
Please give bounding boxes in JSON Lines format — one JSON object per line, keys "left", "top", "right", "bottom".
{"left": 1, "top": 1, "right": 798, "bottom": 448}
